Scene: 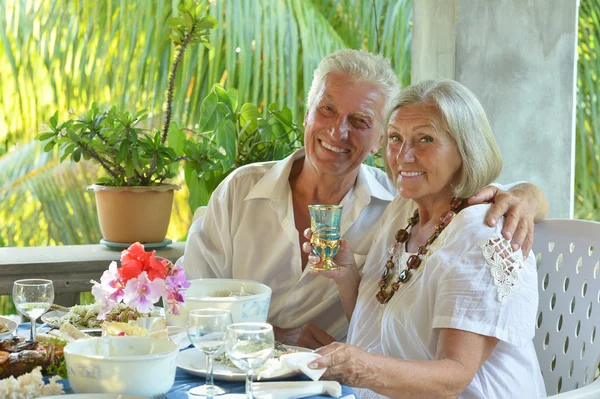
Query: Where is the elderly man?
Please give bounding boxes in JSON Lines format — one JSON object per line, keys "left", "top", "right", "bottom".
{"left": 179, "top": 49, "right": 547, "bottom": 349}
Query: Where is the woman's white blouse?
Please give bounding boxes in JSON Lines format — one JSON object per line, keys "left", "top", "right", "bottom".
{"left": 348, "top": 197, "right": 547, "bottom": 399}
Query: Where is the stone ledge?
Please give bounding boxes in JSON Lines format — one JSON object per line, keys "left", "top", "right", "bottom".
{"left": 0, "top": 243, "right": 185, "bottom": 305}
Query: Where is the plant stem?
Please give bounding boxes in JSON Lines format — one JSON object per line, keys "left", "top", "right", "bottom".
{"left": 78, "top": 142, "right": 121, "bottom": 182}
{"left": 161, "top": 23, "right": 197, "bottom": 144}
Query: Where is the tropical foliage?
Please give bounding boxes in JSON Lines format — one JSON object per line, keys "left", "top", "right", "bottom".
{"left": 0, "top": 0, "right": 412, "bottom": 247}
{"left": 575, "top": 0, "right": 600, "bottom": 221}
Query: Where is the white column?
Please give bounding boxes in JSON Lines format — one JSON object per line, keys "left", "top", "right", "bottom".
{"left": 412, "top": 0, "right": 579, "bottom": 218}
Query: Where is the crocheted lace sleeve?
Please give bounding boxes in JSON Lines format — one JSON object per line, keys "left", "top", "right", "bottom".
{"left": 481, "top": 235, "right": 525, "bottom": 305}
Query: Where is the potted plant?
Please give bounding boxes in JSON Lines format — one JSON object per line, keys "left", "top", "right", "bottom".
{"left": 182, "top": 83, "right": 305, "bottom": 212}
{"left": 36, "top": 1, "right": 217, "bottom": 245}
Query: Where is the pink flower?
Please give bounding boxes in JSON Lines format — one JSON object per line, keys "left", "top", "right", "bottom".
{"left": 123, "top": 272, "right": 166, "bottom": 314}
{"left": 91, "top": 261, "right": 126, "bottom": 319}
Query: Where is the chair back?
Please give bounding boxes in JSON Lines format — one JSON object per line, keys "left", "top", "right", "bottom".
{"left": 533, "top": 219, "right": 600, "bottom": 395}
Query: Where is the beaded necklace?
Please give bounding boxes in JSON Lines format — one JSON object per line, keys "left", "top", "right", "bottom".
{"left": 375, "top": 198, "right": 467, "bottom": 305}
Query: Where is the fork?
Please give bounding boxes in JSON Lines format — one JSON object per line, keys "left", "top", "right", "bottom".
{"left": 153, "top": 394, "right": 168, "bottom": 399}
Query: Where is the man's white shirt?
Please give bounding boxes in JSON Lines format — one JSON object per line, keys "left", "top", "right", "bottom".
{"left": 178, "top": 148, "right": 397, "bottom": 340}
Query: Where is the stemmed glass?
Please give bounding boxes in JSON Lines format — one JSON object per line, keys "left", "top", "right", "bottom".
{"left": 12, "top": 279, "right": 54, "bottom": 341}
{"left": 186, "top": 308, "right": 233, "bottom": 397}
{"left": 308, "top": 204, "right": 343, "bottom": 271}
{"left": 226, "top": 322, "right": 274, "bottom": 399}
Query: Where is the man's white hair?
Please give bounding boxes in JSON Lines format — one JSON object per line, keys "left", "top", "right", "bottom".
{"left": 306, "top": 49, "right": 399, "bottom": 135}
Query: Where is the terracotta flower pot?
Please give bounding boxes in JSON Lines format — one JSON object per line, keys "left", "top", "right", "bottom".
{"left": 88, "top": 184, "right": 180, "bottom": 243}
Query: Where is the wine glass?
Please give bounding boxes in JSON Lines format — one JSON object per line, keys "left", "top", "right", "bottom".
{"left": 308, "top": 204, "right": 343, "bottom": 270}
{"left": 226, "top": 322, "right": 274, "bottom": 399}
{"left": 186, "top": 308, "right": 233, "bottom": 396}
{"left": 12, "top": 279, "right": 54, "bottom": 341}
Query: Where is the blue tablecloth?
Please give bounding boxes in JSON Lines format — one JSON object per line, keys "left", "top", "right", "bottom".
{"left": 17, "top": 323, "right": 355, "bottom": 398}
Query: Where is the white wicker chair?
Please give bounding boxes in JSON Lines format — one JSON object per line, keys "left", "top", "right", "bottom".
{"left": 532, "top": 219, "right": 600, "bottom": 397}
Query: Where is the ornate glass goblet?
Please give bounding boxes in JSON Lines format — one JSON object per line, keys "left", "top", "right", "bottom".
{"left": 308, "top": 204, "right": 343, "bottom": 271}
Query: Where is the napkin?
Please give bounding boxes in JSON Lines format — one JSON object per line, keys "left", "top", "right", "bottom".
{"left": 280, "top": 352, "right": 327, "bottom": 381}
{"left": 253, "top": 381, "right": 343, "bottom": 399}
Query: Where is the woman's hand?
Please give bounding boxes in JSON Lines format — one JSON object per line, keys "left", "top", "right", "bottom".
{"left": 302, "top": 228, "right": 359, "bottom": 283}
{"left": 308, "top": 342, "right": 382, "bottom": 388}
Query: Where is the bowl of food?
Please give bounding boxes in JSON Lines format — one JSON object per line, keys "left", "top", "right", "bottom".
{"left": 165, "top": 278, "right": 272, "bottom": 327}
{"left": 0, "top": 316, "right": 18, "bottom": 340}
{"left": 63, "top": 336, "right": 178, "bottom": 396}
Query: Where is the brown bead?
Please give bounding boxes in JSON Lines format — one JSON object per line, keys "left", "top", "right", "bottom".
{"left": 391, "top": 282, "right": 400, "bottom": 291}
{"left": 427, "top": 233, "right": 439, "bottom": 246}
{"left": 378, "top": 279, "right": 386, "bottom": 288}
{"left": 395, "top": 229, "right": 409, "bottom": 242}
{"left": 376, "top": 290, "right": 389, "bottom": 304}
{"left": 451, "top": 198, "right": 465, "bottom": 211}
{"left": 434, "top": 223, "right": 444, "bottom": 233}
{"left": 440, "top": 210, "right": 456, "bottom": 225}
{"left": 383, "top": 268, "right": 392, "bottom": 279}
{"left": 407, "top": 255, "right": 421, "bottom": 269}
{"left": 398, "top": 269, "right": 410, "bottom": 283}
{"left": 386, "top": 260, "right": 394, "bottom": 269}
{"left": 418, "top": 245, "right": 428, "bottom": 255}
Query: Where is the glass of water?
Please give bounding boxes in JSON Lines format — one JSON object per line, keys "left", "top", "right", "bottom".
{"left": 12, "top": 279, "right": 54, "bottom": 341}
{"left": 186, "top": 308, "right": 233, "bottom": 396}
{"left": 226, "top": 322, "right": 274, "bottom": 399}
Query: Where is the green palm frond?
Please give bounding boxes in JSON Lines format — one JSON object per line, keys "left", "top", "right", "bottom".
{"left": 1, "top": 0, "right": 414, "bottom": 247}
{"left": 575, "top": 0, "right": 600, "bottom": 221}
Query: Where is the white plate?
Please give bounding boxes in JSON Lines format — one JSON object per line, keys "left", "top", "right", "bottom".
{"left": 40, "top": 395, "right": 147, "bottom": 399}
{"left": 0, "top": 316, "right": 17, "bottom": 339}
{"left": 177, "top": 345, "right": 311, "bottom": 382}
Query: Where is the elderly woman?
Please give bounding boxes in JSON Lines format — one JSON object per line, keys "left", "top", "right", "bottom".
{"left": 306, "top": 79, "right": 546, "bottom": 398}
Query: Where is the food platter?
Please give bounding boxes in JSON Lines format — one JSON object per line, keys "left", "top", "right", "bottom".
{"left": 177, "top": 345, "right": 311, "bottom": 381}
{"left": 41, "top": 304, "right": 164, "bottom": 332}
{"left": 41, "top": 310, "right": 100, "bottom": 333}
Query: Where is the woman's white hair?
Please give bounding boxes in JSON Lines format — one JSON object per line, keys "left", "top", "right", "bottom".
{"left": 388, "top": 79, "right": 502, "bottom": 198}
{"left": 306, "top": 49, "right": 399, "bottom": 136}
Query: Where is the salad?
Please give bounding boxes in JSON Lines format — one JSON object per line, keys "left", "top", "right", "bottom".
{"left": 46, "top": 303, "right": 162, "bottom": 329}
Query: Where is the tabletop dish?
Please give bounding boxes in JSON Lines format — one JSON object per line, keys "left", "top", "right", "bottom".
{"left": 40, "top": 395, "right": 148, "bottom": 399}
{"left": 0, "top": 316, "right": 18, "bottom": 339}
{"left": 64, "top": 336, "right": 178, "bottom": 397}
{"left": 165, "top": 278, "right": 272, "bottom": 327}
{"left": 42, "top": 304, "right": 163, "bottom": 331}
{"left": 177, "top": 344, "right": 310, "bottom": 381}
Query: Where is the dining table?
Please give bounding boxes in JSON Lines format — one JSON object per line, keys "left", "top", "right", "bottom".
{"left": 15, "top": 323, "right": 357, "bottom": 399}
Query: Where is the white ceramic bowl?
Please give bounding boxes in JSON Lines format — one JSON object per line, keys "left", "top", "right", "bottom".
{"left": 0, "top": 316, "right": 18, "bottom": 340}
{"left": 64, "top": 337, "right": 178, "bottom": 396}
{"left": 165, "top": 278, "right": 272, "bottom": 327}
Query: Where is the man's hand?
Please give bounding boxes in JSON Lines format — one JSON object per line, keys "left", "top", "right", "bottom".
{"left": 273, "top": 323, "right": 335, "bottom": 350}
{"left": 469, "top": 184, "right": 544, "bottom": 255}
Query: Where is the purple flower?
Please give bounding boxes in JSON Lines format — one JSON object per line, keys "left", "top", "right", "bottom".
{"left": 91, "top": 261, "right": 125, "bottom": 319}
{"left": 123, "top": 271, "right": 166, "bottom": 314}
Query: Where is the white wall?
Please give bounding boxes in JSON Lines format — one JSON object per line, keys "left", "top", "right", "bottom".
{"left": 413, "top": 0, "right": 579, "bottom": 218}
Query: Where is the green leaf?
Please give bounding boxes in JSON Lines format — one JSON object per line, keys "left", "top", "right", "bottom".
{"left": 117, "top": 141, "right": 128, "bottom": 163}
{"left": 227, "top": 88, "right": 239, "bottom": 112}
{"left": 49, "top": 111, "right": 59, "bottom": 129}
{"left": 37, "top": 132, "right": 56, "bottom": 141}
{"left": 43, "top": 140, "right": 55, "bottom": 152}
{"left": 215, "top": 119, "right": 237, "bottom": 170}
{"left": 67, "top": 131, "right": 80, "bottom": 142}
{"left": 214, "top": 85, "right": 232, "bottom": 113}
{"left": 239, "top": 103, "right": 261, "bottom": 135}
{"left": 167, "top": 122, "right": 185, "bottom": 156}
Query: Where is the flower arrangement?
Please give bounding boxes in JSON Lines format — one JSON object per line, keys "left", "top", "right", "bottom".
{"left": 91, "top": 242, "right": 190, "bottom": 318}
